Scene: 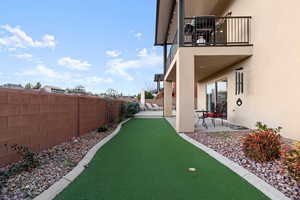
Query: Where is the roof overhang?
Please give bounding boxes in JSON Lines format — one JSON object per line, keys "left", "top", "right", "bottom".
{"left": 154, "top": 0, "right": 175, "bottom": 46}
{"left": 154, "top": 0, "right": 234, "bottom": 46}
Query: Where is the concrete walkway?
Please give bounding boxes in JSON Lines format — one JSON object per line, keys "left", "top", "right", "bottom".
{"left": 134, "top": 110, "right": 176, "bottom": 118}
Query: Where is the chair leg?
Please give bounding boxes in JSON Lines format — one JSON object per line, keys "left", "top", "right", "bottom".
{"left": 212, "top": 118, "right": 215, "bottom": 128}
{"left": 202, "top": 118, "right": 208, "bottom": 129}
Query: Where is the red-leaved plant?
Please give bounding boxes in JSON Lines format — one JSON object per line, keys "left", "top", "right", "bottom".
{"left": 242, "top": 122, "right": 282, "bottom": 162}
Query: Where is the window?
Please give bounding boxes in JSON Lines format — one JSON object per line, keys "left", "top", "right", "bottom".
{"left": 206, "top": 80, "right": 228, "bottom": 119}
{"left": 206, "top": 83, "right": 216, "bottom": 112}
{"left": 235, "top": 70, "right": 244, "bottom": 95}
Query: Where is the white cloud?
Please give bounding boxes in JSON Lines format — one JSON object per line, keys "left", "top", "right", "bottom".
{"left": 0, "top": 25, "right": 57, "bottom": 50}
{"left": 16, "top": 65, "right": 113, "bottom": 85}
{"left": 137, "top": 48, "right": 148, "bottom": 57}
{"left": 58, "top": 57, "right": 91, "bottom": 71}
{"left": 10, "top": 53, "right": 33, "bottom": 60}
{"left": 75, "top": 76, "right": 114, "bottom": 84}
{"left": 134, "top": 32, "right": 142, "bottom": 40}
{"left": 106, "top": 48, "right": 162, "bottom": 81}
{"left": 130, "top": 30, "right": 143, "bottom": 40}
{"left": 8, "top": 48, "right": 16, "bottom": 52}
{"left": 106, "top": 50, "right": 122, "bottom": 57}
{"left": 16, "top": 64, "right": 59, "bottom": 78}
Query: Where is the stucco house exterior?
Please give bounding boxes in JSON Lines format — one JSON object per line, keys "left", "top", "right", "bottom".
{"left": 154, "top": 0, "right": 300, "bottom": 140}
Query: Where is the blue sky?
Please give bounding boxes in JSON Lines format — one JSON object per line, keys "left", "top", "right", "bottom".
{"left": 0, "top": 0, "right": 162, "bottom": 95}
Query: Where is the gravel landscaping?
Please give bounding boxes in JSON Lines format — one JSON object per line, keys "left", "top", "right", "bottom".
{"left": 0, "top": 125, "right": 117, "bottom": 200}
{"left": 187, "top": 131, "right": 300, "bottom": 200}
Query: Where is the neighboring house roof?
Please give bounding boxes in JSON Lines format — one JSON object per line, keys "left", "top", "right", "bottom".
{"left": 0, "top": 83, "right": 24, "bottom": 89}
{"left": 42, "top": 85, "right": 65, "bottom": 93}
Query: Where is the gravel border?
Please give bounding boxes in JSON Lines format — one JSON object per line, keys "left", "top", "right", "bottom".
{"left": 179, "top": 133, "right": 290, "bottom": 200}
{"left": 164, "top": 117, "right": 292, "bottom": 200}
{"left": 33, "top": 118, "right": 130, "bottom": 200}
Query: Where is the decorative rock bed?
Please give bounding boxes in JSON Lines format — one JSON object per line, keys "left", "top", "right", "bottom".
{"left": 187, "top": 131, "right": 300, "bottom": 200}
{"left": 0, "top": 125, "right": 116, "bottom": 200}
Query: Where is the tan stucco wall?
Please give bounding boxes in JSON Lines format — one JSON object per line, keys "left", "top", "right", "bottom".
{"left": 197, "top": 0, "right": 300, "bottom": 140}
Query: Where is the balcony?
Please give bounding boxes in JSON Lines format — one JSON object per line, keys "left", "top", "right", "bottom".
{"left": 166, "top": 16, "right": 252, "bottom": 74}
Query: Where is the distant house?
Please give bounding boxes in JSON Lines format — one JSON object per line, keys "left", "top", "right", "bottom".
{"left": 0, "top": 83, "right": 24, "bottom": 89}
{"left": 41, "top": 85, "right": 66, "bottom": 94}
{"left": 118, "top": 96, "right": 137, "bottom": 102}
{"left": 68, "top": 85, "right": 87, "bottom": 95}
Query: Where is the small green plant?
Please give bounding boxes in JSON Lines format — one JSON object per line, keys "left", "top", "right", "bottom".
{"left": 0, "top": 169, "right": 9, "bottom": 194}
{"left": 242, "top": 122, "right": 282, "bottom": 162}
{"left": 5, "top": 144, "right": 40, "bottom": 175}
{"left": 256, "top": 122, "right": 282, "bottom": 133}
{"left": 121, "top": 102, "right": 140, "bottom": 118}
{"left": 62, "top": 160, "right": 76, "bottom": 168}
{"left": 97, "top": 125, "right": 108, "bottom": 133}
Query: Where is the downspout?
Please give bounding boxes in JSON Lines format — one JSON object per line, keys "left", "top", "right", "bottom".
{"left": 163, "top": 43, "right": 167, "bottom": 117}
{"left": 178, "top": 0, "right": 185, "bottom": 47}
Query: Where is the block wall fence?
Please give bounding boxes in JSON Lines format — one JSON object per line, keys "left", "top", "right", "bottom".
{"left": 0, "top": 89, "right": 123, "bottom": 167}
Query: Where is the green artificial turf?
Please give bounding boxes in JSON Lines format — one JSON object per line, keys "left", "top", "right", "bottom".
{"left": 55, "top": 118, "right": 269, "bottom": 200}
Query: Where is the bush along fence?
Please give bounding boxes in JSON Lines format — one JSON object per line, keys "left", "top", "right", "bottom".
{"left": 0, "top": 89, "right": 125, "bottom": 167}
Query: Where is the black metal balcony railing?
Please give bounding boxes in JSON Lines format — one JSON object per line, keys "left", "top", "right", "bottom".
{"left": 165, "top": 16, "right": 252, "bottom": 73}
{"left": 166, "top": 31, "right": 178, "bottom": 71}
{"left": 184, "top": 16, "right": 251, "bottom": 46}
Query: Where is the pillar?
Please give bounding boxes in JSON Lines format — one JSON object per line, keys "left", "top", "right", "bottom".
{"left": 176, "top": 50, "right": 195, "bottom": 133}
{"left": 164, "top": 81, "right": 173, "bottom": 117}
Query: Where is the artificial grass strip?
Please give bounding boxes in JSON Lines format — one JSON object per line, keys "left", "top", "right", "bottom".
{"left": 55, "top": 118, "right": 269, "bottom": 200}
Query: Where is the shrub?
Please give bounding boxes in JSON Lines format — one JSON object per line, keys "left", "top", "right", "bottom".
{"left": 0, "top": 144, "right": 40, "bottom": 193}
{"left": 97, "top": 125, "right": 108, "bottom": 133}
{"left": 281, "top": 142, "right": 300, "bottom": 183}
{"left": 242, "top": 122, "right": 282, "bottom": 162}
{"left": 137, "top": 91, "right": 154, "bottom": 100}
{"left": 5, "top": 144, "right": 40, "bottom": 175}
{"left": 0, "top": 169, "right": 9, "bottom": 194}
{"left": 121, "top": 102, "right": 140, "bottom": 118}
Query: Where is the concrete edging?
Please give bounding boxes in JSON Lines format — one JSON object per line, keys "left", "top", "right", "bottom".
{"left": 178, "top": 133, "right": 290, "bottom": 200}
{"left": 33, "top": 118, "right": 131, "bottom": 200}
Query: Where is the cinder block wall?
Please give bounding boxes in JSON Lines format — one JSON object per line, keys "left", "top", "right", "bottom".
{"left": 0, "top": 89, "right": 122, "bottom": 166}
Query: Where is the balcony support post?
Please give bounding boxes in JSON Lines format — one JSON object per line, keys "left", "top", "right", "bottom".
{"left": 163, "top": 81, "right": 173, "bottom": 117}
{"left": 178, "top": 0, "right": 185, "bottom": 47}
{"left": 163, "top": 43, "right": 167, "bottom": 75}
{"left": 197, "top": 82, "right": 206, "bottom": 110}
{"left": 176, "top": 50, "right": 195, "bottom": 133}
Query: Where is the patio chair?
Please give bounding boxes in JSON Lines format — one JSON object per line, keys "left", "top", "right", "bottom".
{"left": 146, "top": 103, "right": 153, "bottom": 110}
{"left": 195, "top": 111, "right": 208, "bottom": 129}
{"left": 153, "top": 104, "right": 163, "bottom": 111}
{"left": 203, "top": 112, "right": 217, "bottom": 128}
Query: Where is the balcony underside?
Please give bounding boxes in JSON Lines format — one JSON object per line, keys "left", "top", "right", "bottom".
{"left": 155, "top": 0, "right": 234, "bottom": 45}
{"left": 165, "top": 46, "right": 253, "bottom": 82}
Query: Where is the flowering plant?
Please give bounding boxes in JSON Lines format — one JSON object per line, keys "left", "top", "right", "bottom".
{"left": 281, "top": 142, "right": 300, "bottom": 183}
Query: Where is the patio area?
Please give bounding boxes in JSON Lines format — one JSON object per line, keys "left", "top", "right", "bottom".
{"left": 137, "top": 110, "right": 250, "bottom": 134}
